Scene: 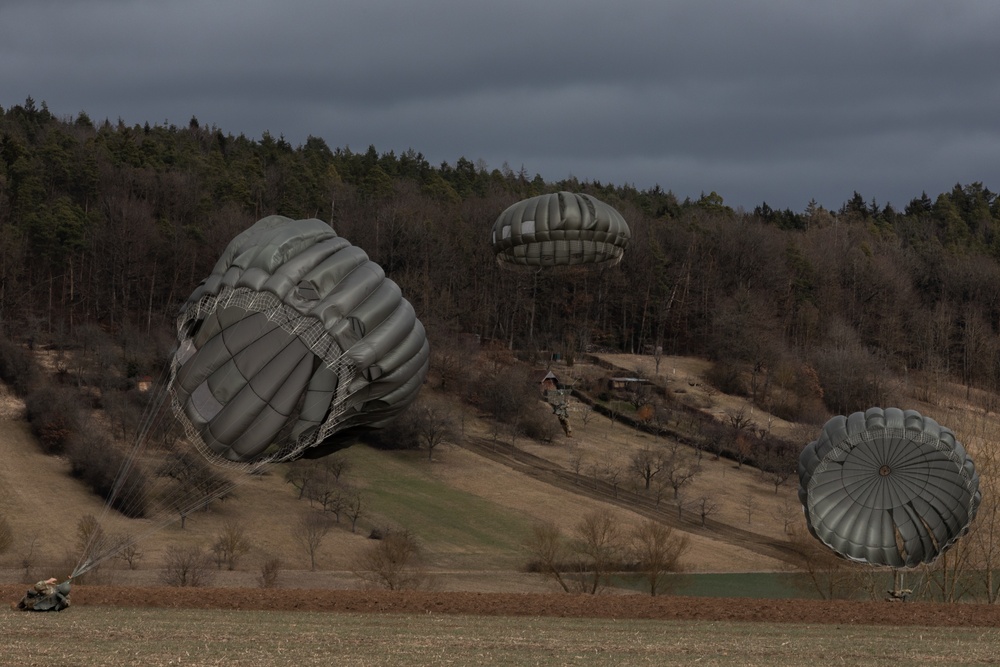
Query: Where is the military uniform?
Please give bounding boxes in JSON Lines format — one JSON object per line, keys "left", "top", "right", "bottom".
{"left": 16, "top": 578, "right": 71, "bottom": 611}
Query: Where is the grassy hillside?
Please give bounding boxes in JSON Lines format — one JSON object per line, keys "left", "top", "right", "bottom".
{"left": 1, "top": 350, "right": 994, "bottom": 595}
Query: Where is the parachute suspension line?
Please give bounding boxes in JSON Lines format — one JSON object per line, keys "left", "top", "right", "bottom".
{"left": 71, "top": 461, "right": 269, "bottom": 579}
{"left": 75, "top": 305, "right": 293, "bottom": 578}
{"left": 73, "top": 357, "right": 178, "bottom": 578}
{"left": 78, "top": 216, "right": 431, "bottom": 580}
{"left": 75, "top": 299, "right": 367, "bottom": 577}
{"left": 889, "top": 569, "right": 910, "bottom": 602}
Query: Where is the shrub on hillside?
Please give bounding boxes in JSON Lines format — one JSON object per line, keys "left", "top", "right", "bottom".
{"left": 477, "top": 365, "right": 539, "bottom": 424}
{"left": 520, "top": 405, "right": 562, "bottom": 442}
{"left": 0, "top": 337, "right": 38, "bottom": 395}
{"left": 810, "top": 344, "right": 887, "bottom": 414}
{"left": 257, "top": 556, "right": 282, "bottom": 588}
{"left": 24, "top": 383, "right": 84, "bottom": 454}
{"left": 351, "top": 530, "right": 426, "bottom": 590}
{"left": 704, "top": 360, "right": 746, "bottom": 396}
{"left": 66, "top": 430, "right": 150, "bottom": 518}
{"left": 362, "top": 408, "right": 422, "bottom": 450}
{"left": 160, "top": 545, "right": 214, "bottom": 587}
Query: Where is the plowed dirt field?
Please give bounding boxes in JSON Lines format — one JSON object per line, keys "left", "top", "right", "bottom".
{"left": 6, "top": 584, "right": 1000, "bottom": 627}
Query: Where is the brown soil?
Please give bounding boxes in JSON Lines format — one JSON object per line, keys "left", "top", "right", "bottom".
{"left": 5, "top": 584, "right": 999, "bottom": 627}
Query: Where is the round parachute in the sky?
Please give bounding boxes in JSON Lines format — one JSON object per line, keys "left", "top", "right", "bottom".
{"left": 490, "top": 191, "right": 631, "bottom": 268}
{"left": 168, "top": 215, "right": 429, "bottom": 466}
{"left": 798, "top": 407, "right": 980, "bottom": 568}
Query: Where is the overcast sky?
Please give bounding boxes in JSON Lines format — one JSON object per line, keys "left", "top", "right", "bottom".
{"left": 2, "top": 0, "right": 998, "bottom": 211}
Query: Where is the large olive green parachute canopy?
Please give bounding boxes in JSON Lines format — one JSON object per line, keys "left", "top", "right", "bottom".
{"left": 798, "top": 407, "right": 980, "bottom": 568}
{"left": 168, "top": 216, "right": 429, "bottom": 466}
{"left": 491, "top": 191, "right": 630, "bottom": 267}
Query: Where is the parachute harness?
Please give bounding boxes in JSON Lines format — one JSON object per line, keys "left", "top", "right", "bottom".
{"left": 170, "top": 284, "right": 358, "bottom": 469}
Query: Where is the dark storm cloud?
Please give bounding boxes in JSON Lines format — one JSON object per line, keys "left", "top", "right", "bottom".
{"left": 2, "top": 0, "right": 998, "bottom": 210}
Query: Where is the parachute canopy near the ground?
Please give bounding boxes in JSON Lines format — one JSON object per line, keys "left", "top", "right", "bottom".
{"left": 798, "top": 407, "right": 980, "bottom": 568}
{"left": 168, "top": 216, "right": 429, "bottom": 466}
{"left": 490, "top": 191, "right": 631, "bottom": 268}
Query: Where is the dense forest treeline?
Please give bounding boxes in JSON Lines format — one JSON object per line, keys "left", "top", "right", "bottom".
{"left": 3, "top": 96, "right": 1000, "bottom": 419}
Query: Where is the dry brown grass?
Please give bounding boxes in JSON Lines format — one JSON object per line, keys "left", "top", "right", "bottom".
{"left": 2, "top": 351, "right": 994, "bottom": 591}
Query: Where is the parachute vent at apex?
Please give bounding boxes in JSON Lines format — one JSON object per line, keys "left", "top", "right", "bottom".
{"left": 490, "top": 192, "right": 631, "bottom": 268}
{"left": 798, "top": 407, "right": 980, "bottom": 568}
{"left": 168, "top": 216, "right": 429, "bottom": 466}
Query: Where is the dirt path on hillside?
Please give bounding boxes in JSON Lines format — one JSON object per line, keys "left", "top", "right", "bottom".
{"left": 456, "top": 434, "right": 805, "bottom": 568}
{"left": 5, "top": 584, "right": 999, "bottom": 627}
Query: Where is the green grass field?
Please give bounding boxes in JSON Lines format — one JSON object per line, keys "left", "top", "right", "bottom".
{"left": 4, "top": 606, "right": 999, "bottom": 667}
{"left": 614, "top": 572, "right": 820, "bottom": 599}
{"left": 349, "top": 447, "right": 536, "bottom": 568}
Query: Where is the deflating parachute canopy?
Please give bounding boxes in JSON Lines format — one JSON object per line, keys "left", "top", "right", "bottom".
{"left": 168, "top": 216, "right": 429, "bottom": 466}
{"left": 491, "top": 191, "right": 630, "bottom": 268}
{"left": 798, "top": 407, "right": 980, "bottom": 568}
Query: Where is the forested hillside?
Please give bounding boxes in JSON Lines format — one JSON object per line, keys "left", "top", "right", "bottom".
{"left": 2, "top": 96, "right": 1000, "bottom": 419}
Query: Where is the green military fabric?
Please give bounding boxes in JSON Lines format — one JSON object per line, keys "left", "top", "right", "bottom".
{"left": 798, "top": 407, "right": 980, "bottom": 568}
{"left": 17, "top": 579, "right": 71, "bottom": 611}
{"left": 491, "top": 192, "right": 630, "bottom": 267}
{"left": 169, "top": 216, "right": 429, "bottom": 466}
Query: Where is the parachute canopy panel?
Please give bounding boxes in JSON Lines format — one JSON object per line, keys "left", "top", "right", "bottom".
{"left": 798, "top": 407, "right": 980, "bottom": 568}
{"left": 490, "top": 192, "right": 631, "bottom": 268}
{"left": 169, "top": 216, "right": 429, "bottom": 467}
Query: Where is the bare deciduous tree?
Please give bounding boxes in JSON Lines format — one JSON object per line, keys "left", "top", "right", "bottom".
{"left": 523, "top": 521, "right": 571, "bottom": 593}
{"left": 740, "top": 492, "right": 760, "bottom": 525}
{"left": 161, "top": 545, "right": 213, "bottom": 587}
{"left": 757, "top": 443, "right": 797, "bottom": 493}
{"left": 294, "top": 511, "right": 332, "bottom": 571}
{"left": 310, "top": 480, "right": 350, "bottom": 522}
{"left": 791, "top": 532, "right": 870, "bottom": 600}
{"left": 921, "top": 544, "right": 976, "bottom": 603}
{"left": 732, "top": 432, "right": 755, "bottom": 469}
{"left": 19, "top": 533, "right": 40, "bottom": 581}
{"left": 320, "top": 454, "right": 352, "bottom": 482}
{"left": 662, "top": 441, "right": 700, "bottom": 500}
{"left": 953, "top": 414, "right": 1000, "bottom": 603}
{"left": 75, "top": 514, "right": 107, "bottom": 559}
{"left": 694, "top": 495, "right": 720, "bottom": 527}
{"left": 352, "top": 531, "right": 425, "bottom": 590}
{"left": 569, "top": 448, "right": 585, "bottom": 485}
{"left": 284, "top": 460, "right": 317, "bottom": 500}
{"left": 705, "top": 422, "right": 729, "bottom": 461}
{"left": 968, "top": 461, "right": 1000, "bottom": 603}
{"left": 626, "top": 381, "right": 651, "bottom": 412}
{"left": 671, "top": 491, "right": 688, "bottom": 521}
{"left": 630, "top": 446, "right": 665, "bottom": 491}
{"left": 412, "top": 400, "right": 455, "bottom": 461}
{"left": 344, "top": 487, "right": 365, "bottom": 533}
{"left": 211, "top": 519, "right": 252, "bottom": 570}
{"left": 573, "top": 509, "right": 625, "bottom": 594}
{"left": 727, "top": 405, "right": 755, "bottom": 433}
{"left": 630, "top": 519, "right": 690, "bottom": 596}
{"left": 601, "top": 461, "right": 624, "bottom": 498}
{"left": 257, "top": 556, "right": 282, "bottom": 589}
{"left": 158, "top": 451, "right": 232, "bottom": 527}
{"left": 113, "top": 533, "right": 144, "bottom": 570}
